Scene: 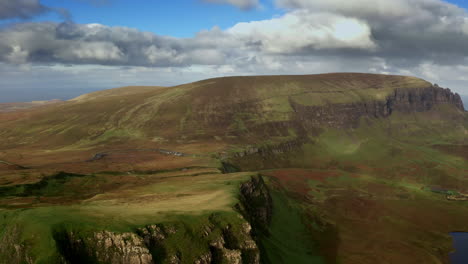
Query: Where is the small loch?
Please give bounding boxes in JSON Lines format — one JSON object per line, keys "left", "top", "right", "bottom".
{"left": 450, "top": 232, "right": 468, "bottom": 264}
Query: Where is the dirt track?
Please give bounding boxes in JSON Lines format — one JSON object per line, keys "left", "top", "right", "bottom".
{"left": 87, "top": 148, "right": 196, "bottom": 162}
{"left": 0, "top": 160, "right": 13, "bottom": 165}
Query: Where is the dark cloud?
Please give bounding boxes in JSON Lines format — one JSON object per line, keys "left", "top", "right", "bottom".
{"left": 0, "top": 0, "right": 48, "bottom": 20}
{"left": 0, "top": 22, "right": 234, "bottom": 66}
{"left": 0, "top": 0, "right": 71, "bottom": 21}
{"left": 276, "top": 0, "right": 468, "bottom": 66}
{"left": 0, "top": 13, "right": 377, "bottom": 67}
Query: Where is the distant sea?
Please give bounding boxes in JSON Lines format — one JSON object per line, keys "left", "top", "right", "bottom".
{"left": 461, "top": 95, "right": 468, "bottom": 111}
{"left": 0, "top": 87, "right": 105, "bottom": 103}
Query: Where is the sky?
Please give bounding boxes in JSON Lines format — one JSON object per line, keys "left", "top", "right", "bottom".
{"left": 1, "top": 0, "right": 468, "bottom": 103}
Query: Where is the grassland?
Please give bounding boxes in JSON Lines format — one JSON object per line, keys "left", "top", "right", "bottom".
{"left": 0, "top": 166, "right": 256, "bottom": 263}
{"left": 0, "top": 73, "right": 433, "bottom": 152}
{"left": 0, "top": 73, "right": 466, "bottom": 263}
{"left": 258, "top": 188, "right": 326, "bottom": 264}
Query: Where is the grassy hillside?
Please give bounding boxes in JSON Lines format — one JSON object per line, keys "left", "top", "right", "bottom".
{"left": 0, "top": 73, "right": 433, "bottom": 150}
{"left": 0, "top": 168, "right": 257, "bottom": 263}
{"left": 0, "top": 73, "right": 467, "bottom": 264}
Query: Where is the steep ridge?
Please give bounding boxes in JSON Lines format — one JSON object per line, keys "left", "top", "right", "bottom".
{"left": 291, "top": 85, "right": 464, "bottom": 129}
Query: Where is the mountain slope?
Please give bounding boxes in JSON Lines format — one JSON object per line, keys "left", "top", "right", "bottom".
{"left": 0, "top": 73, "right": 464, "bottom": 150}
{"left": 0, "top": 73, "right": 467, "bottom": 264}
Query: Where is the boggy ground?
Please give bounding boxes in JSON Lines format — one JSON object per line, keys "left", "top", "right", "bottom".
{"left": 262, "top": 167, "right": 468, "bottom": 264}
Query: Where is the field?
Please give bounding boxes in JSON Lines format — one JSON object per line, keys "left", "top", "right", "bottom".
{"left": 0, "top": 159, "right": 256, "bottom": 263}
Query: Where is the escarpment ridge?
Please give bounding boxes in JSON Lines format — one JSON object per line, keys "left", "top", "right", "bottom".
{"left": 0, "top": 73, "right": 464, "bottom": 150}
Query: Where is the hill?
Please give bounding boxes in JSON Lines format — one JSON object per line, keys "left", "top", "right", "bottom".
{"left": 0, "top": 73, "right": 464, "bottom": 150}
{"left": 0, "top": 73, "right": 467, "bottom": 264}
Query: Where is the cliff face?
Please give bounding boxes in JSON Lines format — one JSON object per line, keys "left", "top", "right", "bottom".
{"left": 233, "top": 139, "right": 305, "bottom": 159}
{"left": 291, "top": 85, "right": 465, "bottom": 129}
{"left": 238, "top": 176, "right": 273, "bottom": 236}
{"left": 0, "top": 225, "right": 34, "bottom": 264}
{"left": 55, "top": 230, "right": 153, "bottom": 264}
{"left": 50, "top": 215, "right": 260, "bottom": 264}
{"left": 390, "top": 86, "right": 464, "bottom": 113}
{"left": 220, "top": 85, "right": 466, "bottom": 170}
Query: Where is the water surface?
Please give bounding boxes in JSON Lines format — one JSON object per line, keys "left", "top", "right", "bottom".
{"left": 450, "top": 232, "right": 468, "bottom": 264}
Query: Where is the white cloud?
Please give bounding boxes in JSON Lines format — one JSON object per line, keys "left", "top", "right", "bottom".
{"left": 2, "top": 0, "right": 468, "bottom": 99}
{"left": 228, "top": 11, "right": 376, "bottom": 53}
{"left": 276, "top": 0, "right": 465, "bottom": 19}
{"left": 60, "top": 42, "right": 124, "bottom": 61}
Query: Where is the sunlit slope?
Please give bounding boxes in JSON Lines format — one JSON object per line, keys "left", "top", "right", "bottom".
{"left": 0, "top": 73, "right": 466, "bottom": 264}
{"left": 0, "top": 168, "right": 259, "bottom": 263}
{"left": 70, "top": 86, "right": 165, "bottom": 102}
{"left": 1, "top": 73, "right": 450, "bottom": 150}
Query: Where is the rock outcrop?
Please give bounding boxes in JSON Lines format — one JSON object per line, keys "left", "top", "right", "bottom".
{"left": 291, "top": 85, "right": 465, "bottom": 129}
{"left": 51, "top": 214, "right": 260, "bottom": 264}
{"left": 209, "top": 223, "right": 260, "bottom": 264}
{"left": 0, "top": 225, "right": 34, "bottom": 264}
{"left": 233, "top": 138, "right": 304, "bottom": 159}
{"left": 221, "top": 84, "right": 465, "bottom": 164}
{"left": 238, "top": 175, "right": 273, "bottom": 235}
{"left": 55, "top": 230, "right": 153, "bottom": 264}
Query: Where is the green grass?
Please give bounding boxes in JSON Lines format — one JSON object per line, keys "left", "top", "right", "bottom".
{"left": 259, "top": 189, "right": 325, "bottom": 264}
{"left": 0, "top": 73, "right": 437, "bottom": 150}
{"left": 0, "top": 170, "right": 256, "bottom": 263}
{"left": 0, "top": 73, "right": 465, "bottom": 263}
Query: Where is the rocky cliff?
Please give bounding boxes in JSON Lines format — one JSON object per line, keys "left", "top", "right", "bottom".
{"left": 0, "top": 176, "right": 269, "bottom": 264}
{"left": 238, "top": 176, "right": 273, "bottom": 235}
{"left": 51, "top": 217, "right": 260, "bottom": 264}
{"left": 54, "top": 230, "right": 153, "bottom": 264}
{"left": 0, "top": 225, "right": 34, "bottom": 264}
{"left": 291, "top": 85, "right": 464, "bottom": 129}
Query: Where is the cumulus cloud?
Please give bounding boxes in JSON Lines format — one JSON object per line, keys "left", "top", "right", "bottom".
{"left": 2, "top": 0, "right": 468, "bottom": 70}
{"left": 228, "top": 10, "right": 376, "bottom": 53}
{"left": 276, "top": 0, "right": 468, "bottom": 64}
{"left": 2, "top": 0, "right": 468, "bottom": 96}
{"left": 203, "top": 0, "right": 260, "bottom": 10}
{"left": 0, "top": 12, "right": 378, "bottom": 67}
{"left": 276, "top": 0, "right": 465, "bottom": 19}
{"left": 0, "top": 22, "right": 234, "bottom": 66}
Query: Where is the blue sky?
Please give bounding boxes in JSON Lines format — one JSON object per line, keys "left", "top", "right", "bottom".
{"left": 2, "top": 0, "right": 468, "bottom": 102}
{"left": 34, "top": 0, "right": 283, "bottom": 37}
{"left": 30, "top": 0, "right": 468, "bottom": 38}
